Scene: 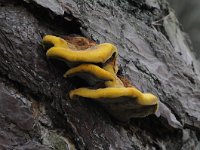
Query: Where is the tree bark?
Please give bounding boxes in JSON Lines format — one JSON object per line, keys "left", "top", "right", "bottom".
{"left": 0, "top": 0, "right": 200, "bottom": 149}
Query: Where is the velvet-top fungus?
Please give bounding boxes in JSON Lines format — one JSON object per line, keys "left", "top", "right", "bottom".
{"left": 42, "top": 35, "right": 117, "bottom": 66}
{"left": 43, "top": 35, "right": 69, "bottom": 48}
{"left": 42, "top": 35, "right": 159, "bottom": 122}
{"left": 69, "top": 87, "right": 158, "bottom": 121}
{"left": 63, "top": 64, "right": 115, "bottom": 86}
{"left": 69, "top": 87, "right": 158, "bottom": 106}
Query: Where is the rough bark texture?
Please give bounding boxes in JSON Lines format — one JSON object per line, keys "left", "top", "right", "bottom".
{"left": 0, "top": 0, "right": 200, "bottom": 149}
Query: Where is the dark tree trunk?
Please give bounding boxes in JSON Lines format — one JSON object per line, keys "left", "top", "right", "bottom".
{"left": 0, "top": 0, "right": 200, "bottom": 149}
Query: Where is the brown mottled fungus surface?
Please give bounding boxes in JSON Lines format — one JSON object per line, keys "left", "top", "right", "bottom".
{"left": 42, "top": 35, "right": 159, "bottom": 122}
{"left": 63, "top": 35, "right": 96, "bottom": 50}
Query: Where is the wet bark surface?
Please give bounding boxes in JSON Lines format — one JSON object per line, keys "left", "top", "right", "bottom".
{"left": 0, "top": 0, "right": 200, "bottom": 149}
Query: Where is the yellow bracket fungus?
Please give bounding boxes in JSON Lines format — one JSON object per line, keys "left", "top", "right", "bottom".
{"left": 42, "top": 35, "right": 159, "bottom": 122}
{"left": 43, "top": 35, "right": 69, "bottom": 48}
{"left": 64, "top": 64, "right": 115, "bottom": 85}
{"left": 46, "top": 43, "right": 117, "bottom": 64}
{"left": 103, "top": 56, "right": 118, "bottom": 74}
{"left": 69, "top": 87, "right": 158, "bottom": 121}
{"left": 63, "top": 63, "right": 123, "bottom": 87}
{"left": 70, "top": 87, "right": 158, "bottom": 106}
{"left": 42, "top": 35, "right": 117, "bottom": 64}
{"left": 104, "top": 76, "right": 125, "bottom": 88}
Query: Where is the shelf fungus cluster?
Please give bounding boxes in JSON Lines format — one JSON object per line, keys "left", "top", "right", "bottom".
{"left": 42, "top": 35, "right": 159, "bottom": 122}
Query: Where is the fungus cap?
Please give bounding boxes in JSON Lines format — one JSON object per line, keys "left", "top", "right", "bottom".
{"left": 103, "top": 57, "right": 118, "bottom": 74}
{"left": 43, "top": 35, "right": 68, "bottom": 48}
{"left": 69, "top": 87, "right": 159, "bottom": 121}
{"left": 46, "top": 43, "right": 117, "bottom": 64}
{"left": 105, "top": 76, "right": 125, "bottom": 88}
{"left": 64, "top": 64, "right": 115, "bottom": 85}
{"left": 69, "top": 87, "right": 158, "bottom": 106}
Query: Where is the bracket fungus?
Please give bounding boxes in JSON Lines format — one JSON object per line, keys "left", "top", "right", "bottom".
{"left": 43, "top": 35, "right": 118, "bottom": 67}
{"left": 64, "top": 64, "right": 115, "bottom": 86}
{"left": 42, "top": 35, "right": 159, "bottom": 122}
{"left": 70, "top": 87, "right": 158, "bottom": 122}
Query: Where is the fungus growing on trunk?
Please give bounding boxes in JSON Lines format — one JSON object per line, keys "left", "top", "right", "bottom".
{"left": 64, "top": 64, "right": 115, "bottom": 86}
{"left": 46, "top": 44, "right": 117, "bottom": 64}
{"left": 70, "top": 87, "right": 158, "bottom": 106}
{"left": 69, "top": 87, "right": 158, "bottom": 121}
{"left": 42, "top": 35, "right": 159, "bottom": 122}
{"left": 43, "top": 35, "right": 68, "bottom": 48}
{"left": 43, "top": 35, "right": 117, "bottom": 65}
